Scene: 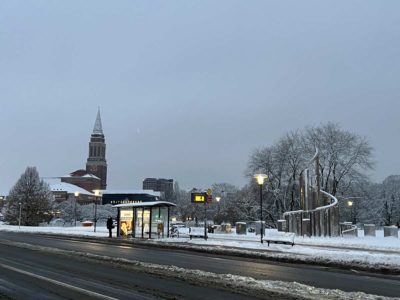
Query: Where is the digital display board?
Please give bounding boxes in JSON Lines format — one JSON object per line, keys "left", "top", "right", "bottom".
{"left": 191, "top": 192, "right": 207, "bottom": 203}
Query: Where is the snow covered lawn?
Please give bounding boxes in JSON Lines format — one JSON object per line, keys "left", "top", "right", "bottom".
{"left": 155, "top": 228, "right": 400, "bottom": 272}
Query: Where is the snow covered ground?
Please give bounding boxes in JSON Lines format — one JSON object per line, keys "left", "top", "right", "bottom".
{"left": 0, "top": 222, "right": 116, "bottom": 237}
{"left": 0, "top": 223, "right": 399, "bottom": 299}
{"left": 0, "top": 223, "right": 399, "bottom": 272}
{"left": 160, "top": 228, "right": 400, "bottom": 272}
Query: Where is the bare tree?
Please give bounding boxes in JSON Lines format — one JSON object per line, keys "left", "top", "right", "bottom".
{"left": 304, "top": 123, "right": 373, "bottom": 196}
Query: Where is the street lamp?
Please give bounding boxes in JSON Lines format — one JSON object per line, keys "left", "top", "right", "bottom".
{"left": 215, "top": 196, "right": 221, "bottom": 224}
{"left": 74, "top": 191, "right": 80, "bottom": 226}
{"left": 94, "top": 190, "right": 100, "bottom": 233}
{"left": 254, "top": 173, "right": 268, "bottom": 244}
{"left": 347, "top": 200, "right": 355, "bottom": 224}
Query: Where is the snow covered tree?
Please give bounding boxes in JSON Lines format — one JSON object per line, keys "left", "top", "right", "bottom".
{"left": 79, "top": 203, "right": 116, "bottom": 222}
{"left": 377, "top": 175, "right": 400, "bottom": 226}
{"left": 54, "top": 197, "right": 81, "bottom": 224}
{"left": 171, "top": 183, "right": 193, "bottom": 221}
{"left": 247, "top": 123, "right": 374, "bottom": 226}
{"left": 210, "top": 183, "right": 239, "bottom": 224}
{"left": 5, "top": 167, "right": 54, "bottom": 226}
{"left": 382, "top": 196, "right": 396, "bottom": 226}
{"left": 304, "top": 123, "right": 373, "bottom": 196}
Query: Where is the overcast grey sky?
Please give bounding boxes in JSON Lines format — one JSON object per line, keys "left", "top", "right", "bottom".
{"left": 1, "top": 1, "right": 399, "bottom": 194}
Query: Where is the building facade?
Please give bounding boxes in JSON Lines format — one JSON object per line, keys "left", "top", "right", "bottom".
{"left": 101, "top": 190, "right": 160, "bottom": 206}
{"left": 142, "top": 178, "right": 174, "bottom": 201}
{"left": 61, "top": 169, "right": 101, "bottom": 193}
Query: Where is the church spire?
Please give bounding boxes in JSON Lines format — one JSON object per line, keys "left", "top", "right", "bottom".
{"left": 87, "top": 108, "right": 107, "bottom": 190}
{"left": 92, "top": 108, "right": 103, "bottom": 135}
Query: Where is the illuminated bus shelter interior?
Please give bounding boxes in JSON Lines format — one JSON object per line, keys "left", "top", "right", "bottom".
{"left": 114, "top": 201, "right": 176, "bottom": 238}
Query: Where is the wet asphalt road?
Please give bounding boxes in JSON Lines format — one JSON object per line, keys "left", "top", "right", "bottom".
{"left": 0, "top": 232, "right": 399, "bottom": 298}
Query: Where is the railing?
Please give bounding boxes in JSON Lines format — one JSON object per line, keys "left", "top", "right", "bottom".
{"left": 340, "top": 222, "right": 358, "bottom": 237}
{"left": 281, "top": 148, "right": 340, "bottom": 237}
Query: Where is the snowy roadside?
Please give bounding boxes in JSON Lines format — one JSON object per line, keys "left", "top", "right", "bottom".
{"left": 1, "top": 224, "right": 399, "bottom": 274}
{"left": 148, "top": 237, "right": 400, "bottom": 274}
{"left": 0, "top": 239, "right": 396, "bottom": 300}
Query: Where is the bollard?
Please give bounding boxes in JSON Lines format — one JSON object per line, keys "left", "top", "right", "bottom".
{"left": 277, "top": 220, "right": 287, "bottom": 232}
{"left": 384, "top": 226, "right": 399, "bottom": 238}
{"left": 302, "top": 219, "right": 311, "bottom": 237}
{"left": 364, "top": 224, "right": 376, "bottom": 237}
{"left": 236, "top": 222, "right": 247, "bottom": 235}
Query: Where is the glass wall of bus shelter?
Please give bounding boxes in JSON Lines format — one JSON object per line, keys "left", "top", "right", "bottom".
{"left": 150, "top": 206, "right": 168, "bottom": 238}
{"left": 120, "top": 206, "right": 169, "bottom": 239}
{"left": 119, "top": 208, "right": 133, "bottom": 236}
{"left": 135, "top": 208, "right": 150, "bottom": 238}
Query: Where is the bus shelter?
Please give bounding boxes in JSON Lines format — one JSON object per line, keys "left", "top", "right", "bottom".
{"left": 114, "top": 201, "right": 176, "bottom": 239}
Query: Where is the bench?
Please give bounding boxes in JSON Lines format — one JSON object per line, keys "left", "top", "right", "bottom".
{"left": 189, "top": 227, "right": 207, "bottom": 240}
{"left": 263, "top": 232, "right": 295, "bottom": 247}
{"left": 170, "top": 226, "right": 190, "bottom": 238}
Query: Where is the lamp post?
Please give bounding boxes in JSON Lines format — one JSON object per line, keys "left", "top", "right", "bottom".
{"left": 74, "top": 191, "right": 80, "bottom": 226}
{"left": 94, "top": 190, "right": 100, "bottom": 233}
{"left": 254, "top": 173, "right": 268, "bottom": 244}
{"left": 347, "top": 200, "right": 354, "bottom": 224}
{"left": 215, "top": 196, "right": 221, "bottom": 224}
{"left": 18, "top": 202, "right": 22, "bottom": 229}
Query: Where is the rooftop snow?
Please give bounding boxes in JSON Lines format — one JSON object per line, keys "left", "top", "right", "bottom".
{"left": 113, "top": 201, "right": 176, "bottom": 208}
{"left": 101, "top": 189, "right": 161, "bottom": 197}
{"left": 47, "top": 182, "right": 95, "bottom": 196}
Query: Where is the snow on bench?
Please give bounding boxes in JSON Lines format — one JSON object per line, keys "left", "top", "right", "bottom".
{"left": 263, "top": 231, "right": 295, "bottom": 247}
{"left": 177, "top": 227, "right": 190, "bottom": 237}
{"left": 189, "top": 227, "right": 207, "bottom": 240}
{"left": 170, "top": 226, "right": 190, "bottom": 238}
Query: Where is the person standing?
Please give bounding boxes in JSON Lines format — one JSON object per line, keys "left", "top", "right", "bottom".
{"left": 107, "top": 216, "right": 113, "bottom": 238}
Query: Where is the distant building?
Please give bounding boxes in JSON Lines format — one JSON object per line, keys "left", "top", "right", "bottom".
{"left": 142, "top": 178, "right": 174, "bottom": 201}
{"left": 61, "top": 169, "right": 101, "bottom": 193}
{"left": 45, "top": 178, "right": 100, "bottom": 205}
{"left": 44, "top": 109, "right": 107, "bottom": 205}
{"left": 58, "top": 109, "right": 107, "bottom": 194}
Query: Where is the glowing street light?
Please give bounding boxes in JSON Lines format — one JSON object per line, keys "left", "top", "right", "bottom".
{"left": 254, "top": 173, "right": 268, "bottom": 244}
{"left": 215, "top": 196, "right": 221, "bottom": 222}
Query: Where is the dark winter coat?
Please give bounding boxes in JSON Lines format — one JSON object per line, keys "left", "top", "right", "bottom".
{"left": 106, "top": 217, "right": 113, "bottom": 229}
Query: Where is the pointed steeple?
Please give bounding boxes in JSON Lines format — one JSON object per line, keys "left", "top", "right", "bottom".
{"left": 92, "top": 108, "right": 103, "bottom": 135}
{"left": 87, "top": 107, "right": 107, "bottom": 190}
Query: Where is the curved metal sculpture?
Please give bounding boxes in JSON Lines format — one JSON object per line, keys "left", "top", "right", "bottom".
{"left": 282, "top": 149, "right": 340, "bottom": 237}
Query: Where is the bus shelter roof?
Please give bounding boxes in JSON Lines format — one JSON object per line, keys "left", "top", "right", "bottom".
{"left": 113, "top": 201, "right": 176, "bottom": 208}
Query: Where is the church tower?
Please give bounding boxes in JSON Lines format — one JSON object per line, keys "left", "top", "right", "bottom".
{"left": 86, "top": 109, "right": 107, "bottom": 190}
